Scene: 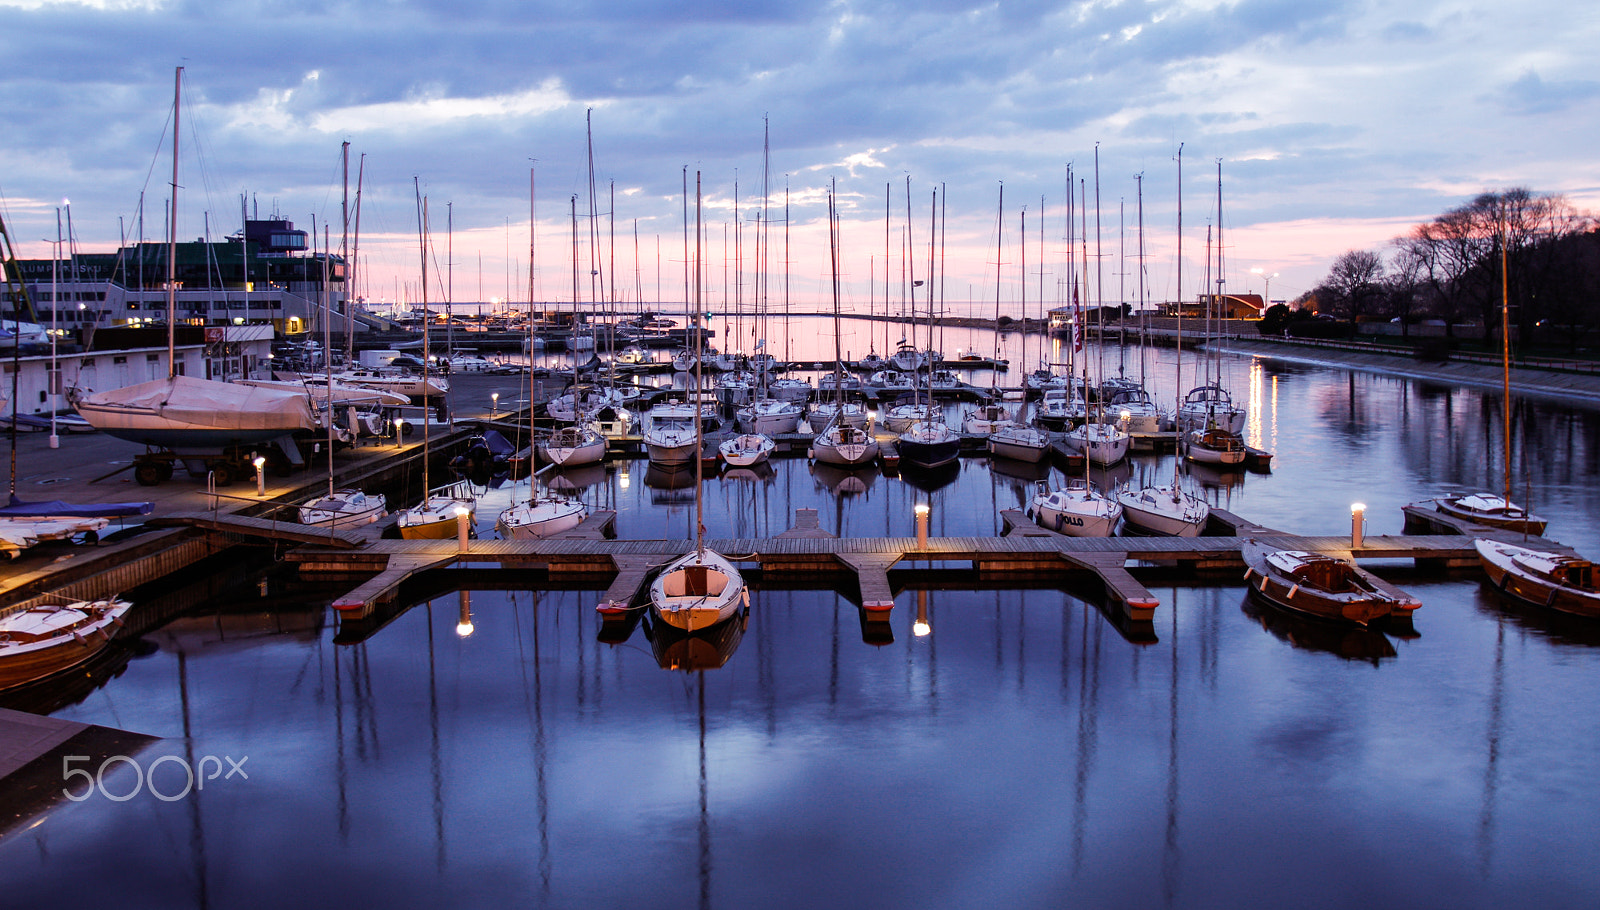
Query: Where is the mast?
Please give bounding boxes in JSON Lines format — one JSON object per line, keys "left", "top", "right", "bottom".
{"left": 995, "top": 183, "right": 1004, "bottom": 362}
{"left": 341, "top": 142, "right": 350, "bottom": 364}
{"left": 322, "top": 221, "right": 334, "bottom": 500}
{"left": 694, "top": 171, "right": 705, "bottom": 554}
{"left": 167, "top": 66, "right": 181, "bottom": 377}
{"left": 1500, "top": 230, "right": 1512, "bottom": 506}
{"left": 1174, "top": 143, "right": 1184, "bottom": 490}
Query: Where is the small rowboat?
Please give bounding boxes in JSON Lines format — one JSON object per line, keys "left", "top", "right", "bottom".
{"left": 1240, "top": 541, "right": 1420, "bottom": 627}
{"left": 1476, "top": 539, "right": 1600, "bottom": 618}
{"left": 0, "top": 599, "right": 133, "bottom": 690}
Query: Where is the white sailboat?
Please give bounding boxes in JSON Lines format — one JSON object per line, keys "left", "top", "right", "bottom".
{"left": 1119, "top": 144, "right": 1209, "bottom": 538}
{"left": 651, "top": 171, "right": 749, "bottom": 633}
{"left": 1061, "top": 156, "right": 1129, "bottom": 468}
{"left": 811, "top": 183, "right": 880, "bottom": 469}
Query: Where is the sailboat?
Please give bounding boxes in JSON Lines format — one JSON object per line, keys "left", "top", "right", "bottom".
{"left": 1431, "top": 235, "right": 1546, "bottom": 535}
{"left": 718, "top": 119, "right": 781, "bottom": 470}
{"left": 896, "top": 181, "right": 961, "bottom": 472}
{"left": 0, "top": 598, "right": 133, "bottom": 691}
{"left": 537, "top": 191, "right": 608, "bottom": 468}
{"left": 811, "top": 184, "right": 881, "bottom": 469}
{"left": 1119, "top": 144, "right": 1210, "bottom": 537}
{"left": 650, "top": 172, "right": 750, "bottom": 633}
{"left": 397, "top": 189, "right": 476, "bottom": 539}
{"left": 1061, "top": 160, "right": 1129, "bottom": 468}
{"left": 301, "top": 190, "right": 386, "bottom": 531}
{"left": 74, "top": 68, "right": 321, "bottom": 456}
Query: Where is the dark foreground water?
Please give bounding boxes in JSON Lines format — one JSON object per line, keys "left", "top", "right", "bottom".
{"left": 4, "top": 328, "right": 1600, "bottom": 909}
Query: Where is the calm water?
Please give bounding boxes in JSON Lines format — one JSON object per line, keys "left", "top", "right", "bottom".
{"left": 5, "top": 320, "right": 1600, "bottom": 909}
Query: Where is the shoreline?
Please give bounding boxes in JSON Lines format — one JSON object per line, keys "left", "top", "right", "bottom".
{"left": 1205, "top": 337, "right": 1600, "bottom": 407}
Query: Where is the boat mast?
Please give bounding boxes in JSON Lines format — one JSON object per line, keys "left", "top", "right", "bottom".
{"left": 323, "top": 222, "right": 335, "bottom": 501}
{"left": 1174, "top": 143, "right": 1184, "bottom": 491}
{"left": 1500, "top": 227, "right": 1512, "bottom": 506}
{"left": 995, "top": 183, "right": 1004, "bottom": 363}
{"left": 167, "top": 66, "right": 181, "bottom": 378}
{"left": 694, "top": 171, "right": 705, "bottom": 555}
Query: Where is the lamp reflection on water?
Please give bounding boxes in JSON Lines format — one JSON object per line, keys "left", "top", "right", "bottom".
{"left": 913, "top": 589, "right": 931, "bottom": 637}
{"left": 455, "top": 590, "right": 474, "bottom": 638}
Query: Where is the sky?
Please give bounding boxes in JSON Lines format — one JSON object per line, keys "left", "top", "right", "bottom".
{"left": 2, "top": 0, "right": 1596, "bottom": 315}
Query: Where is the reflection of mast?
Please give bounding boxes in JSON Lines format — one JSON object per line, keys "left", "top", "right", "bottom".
{"left": 178, "top": 651, "right": 210, "bottom": 910}
{"left": 697, "top": 672, "right": 711, "bottom": 910}
{"left": 427, "top": 601, "right": 447, "bottom": 870}
{"left": 1162, "top": 591, "right": 1181, "bottom": 904}
{"left": 1479, "top": 620, "right": 1505, "bottom": 874}
{"left": 1072, "top": 597, "right": 1101, "bottom": 870}
{"left": 334, "top": 633, "right": 349, "bottom": 842}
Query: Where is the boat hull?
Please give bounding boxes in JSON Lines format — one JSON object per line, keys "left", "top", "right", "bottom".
{"left": 649, "top": 549, "right": 747, "bottom": 633}
{"left": 496, "top": 498, "right": 588, "bottom": 540}
{"left": 1477, "top": 539, "right": 1600, "bottom": 618}
{"left": 1241, "top": 541, "right": 1419, "bottom": 626}
{"left": 0, "top": 599, "right": 132, "bottom": 691}
{"left": 1117, "top": 486, "right": 1209, "bottom": 537}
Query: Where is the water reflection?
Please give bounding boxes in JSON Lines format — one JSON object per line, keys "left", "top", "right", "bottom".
{"left": 1239, "top": 593, "right": 1398, "bottom": 664}
{"left": 642, "top": 609, "right": 748, "bottom": 672}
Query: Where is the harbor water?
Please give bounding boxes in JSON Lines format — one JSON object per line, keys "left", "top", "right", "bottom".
{"left": 3, "top": 317, "right": 1600, "bottom": 909}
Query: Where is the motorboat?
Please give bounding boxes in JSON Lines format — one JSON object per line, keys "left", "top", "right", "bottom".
{"left": 0, "top": 598, "right": 133, "bottom": 690}
{"left": 1241, "top": 540, "right": 1421, "bottom": 626}
{"left": 1476, "top": 539, "right": 1600, "bottom": 618}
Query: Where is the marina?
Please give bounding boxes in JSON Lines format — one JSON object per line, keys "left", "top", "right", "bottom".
{"left": 2, "top": 327, "right": 1600, "bottom": 907}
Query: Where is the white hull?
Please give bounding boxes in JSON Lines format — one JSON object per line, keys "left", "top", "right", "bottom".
{"left": 649, "top": 548, "right": 747, "bottom": 632}
{"left": 987, "top": 425, "right": 1050, "bottom": 463}
{"left": 1030, "top": 484, "right": 1121, "bottom": 537}
{"left": 1117, "top": 485, "right": 1209, "bottom": 537}
{"left": 718, "top": 433, "right": 774, "bottom": 467}
{"left": 300, "top": 490, "right": 387, "bottom": 529}
{"left": 811, "top": 423, "right": 879, "bottom": 466}
{"left": 538, "top": 426, "right": 607, "bottom": 467}
{"left": 736, "top": 399, "right": 803, "bottom": 435}
{"left": 1062, "top": 423, "right": 1129, "bottom": 466}
{"left": 496, "top": 497, "right": 588, "bottom": 539}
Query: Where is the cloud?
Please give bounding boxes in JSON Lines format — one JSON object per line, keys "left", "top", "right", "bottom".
{"left": 1496, "top": 70, "right": 1600, "bottom": 115}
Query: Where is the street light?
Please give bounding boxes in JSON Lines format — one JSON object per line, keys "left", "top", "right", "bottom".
{"left": 914, "top": 502, "right": 931, "bottom": 549}
{"left": 491, "top": 391, "right": 499, "bottom": 415}
{"left": 1351, "top": 503, "right": 1366, "bottom": 549}
{"left": 254, "top": 456, "right": 266, "bottom": 496}
{"left": 1251, "top": 268, "right": 1278, "bottom": 306}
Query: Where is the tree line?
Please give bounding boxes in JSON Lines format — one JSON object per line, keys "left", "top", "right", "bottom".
{"left": 1268, "top": 189, "right": 1599, "bottom": 351}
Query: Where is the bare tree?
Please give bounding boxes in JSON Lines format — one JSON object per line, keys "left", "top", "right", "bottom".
{"left": 1319, "top": 249, "right": 1385, "bottom": 323}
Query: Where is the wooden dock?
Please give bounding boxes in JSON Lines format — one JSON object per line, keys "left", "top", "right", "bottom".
{"left": 284, "top": 504, "right": 1511, "bottom": 623}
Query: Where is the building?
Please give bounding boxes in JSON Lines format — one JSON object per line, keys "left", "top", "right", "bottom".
{"left": 4, "top": 217, "right": 348, "bottom": 336}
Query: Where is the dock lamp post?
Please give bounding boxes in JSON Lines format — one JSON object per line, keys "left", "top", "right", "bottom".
{"left": 914, "top": 502, "right": 930, "bottom": 549}
{"left": 1351, "top": 503, "right": 1366, "bottom": 549}
{"left": 491, "top": 392, "right": 499, "bottom": 416}
{"left": 456, "top": 506, "right": 471, "bottom": 554}
{"left": 253, "top": 456, "right": 266, "bottom": 497}
{"left": 393, "top": 417, "right": 405, "bottom": 448}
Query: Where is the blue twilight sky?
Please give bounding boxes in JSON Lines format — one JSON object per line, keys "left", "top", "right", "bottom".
{"left": 2, "top": 0, "right": 1595, "bottom": 312}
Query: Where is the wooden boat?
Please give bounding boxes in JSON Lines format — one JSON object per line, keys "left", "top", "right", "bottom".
{"left": 0, "top": 599, "right": 132, "bottom": 690}
{"left": 649, "top": 547, "right": 749, "bottom": 633}
{"left": 1476, "top": 539, "right": 1600, "bottom": 618}
{"left": 1435, "top": 494, "right": 1547, "bottom": 536}
{"left": 1240, "top": 540, "right": 1421, "bottom": 626}
{"left": 1185, "top": 425, "right": 1247, "bottom": 466}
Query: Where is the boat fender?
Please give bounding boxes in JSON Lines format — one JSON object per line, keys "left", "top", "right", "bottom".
{"left": 1260, "top": 577, "right": 1270, "bottom": 593}
{"left": 72, "top": 631, "right": 88, "bottom": 646}
{"left": 1286, "top": 584, "right": 1300, "bottom": 600}
{"left": 1242, "top": 567, "right": 1253, "bottom": 581}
